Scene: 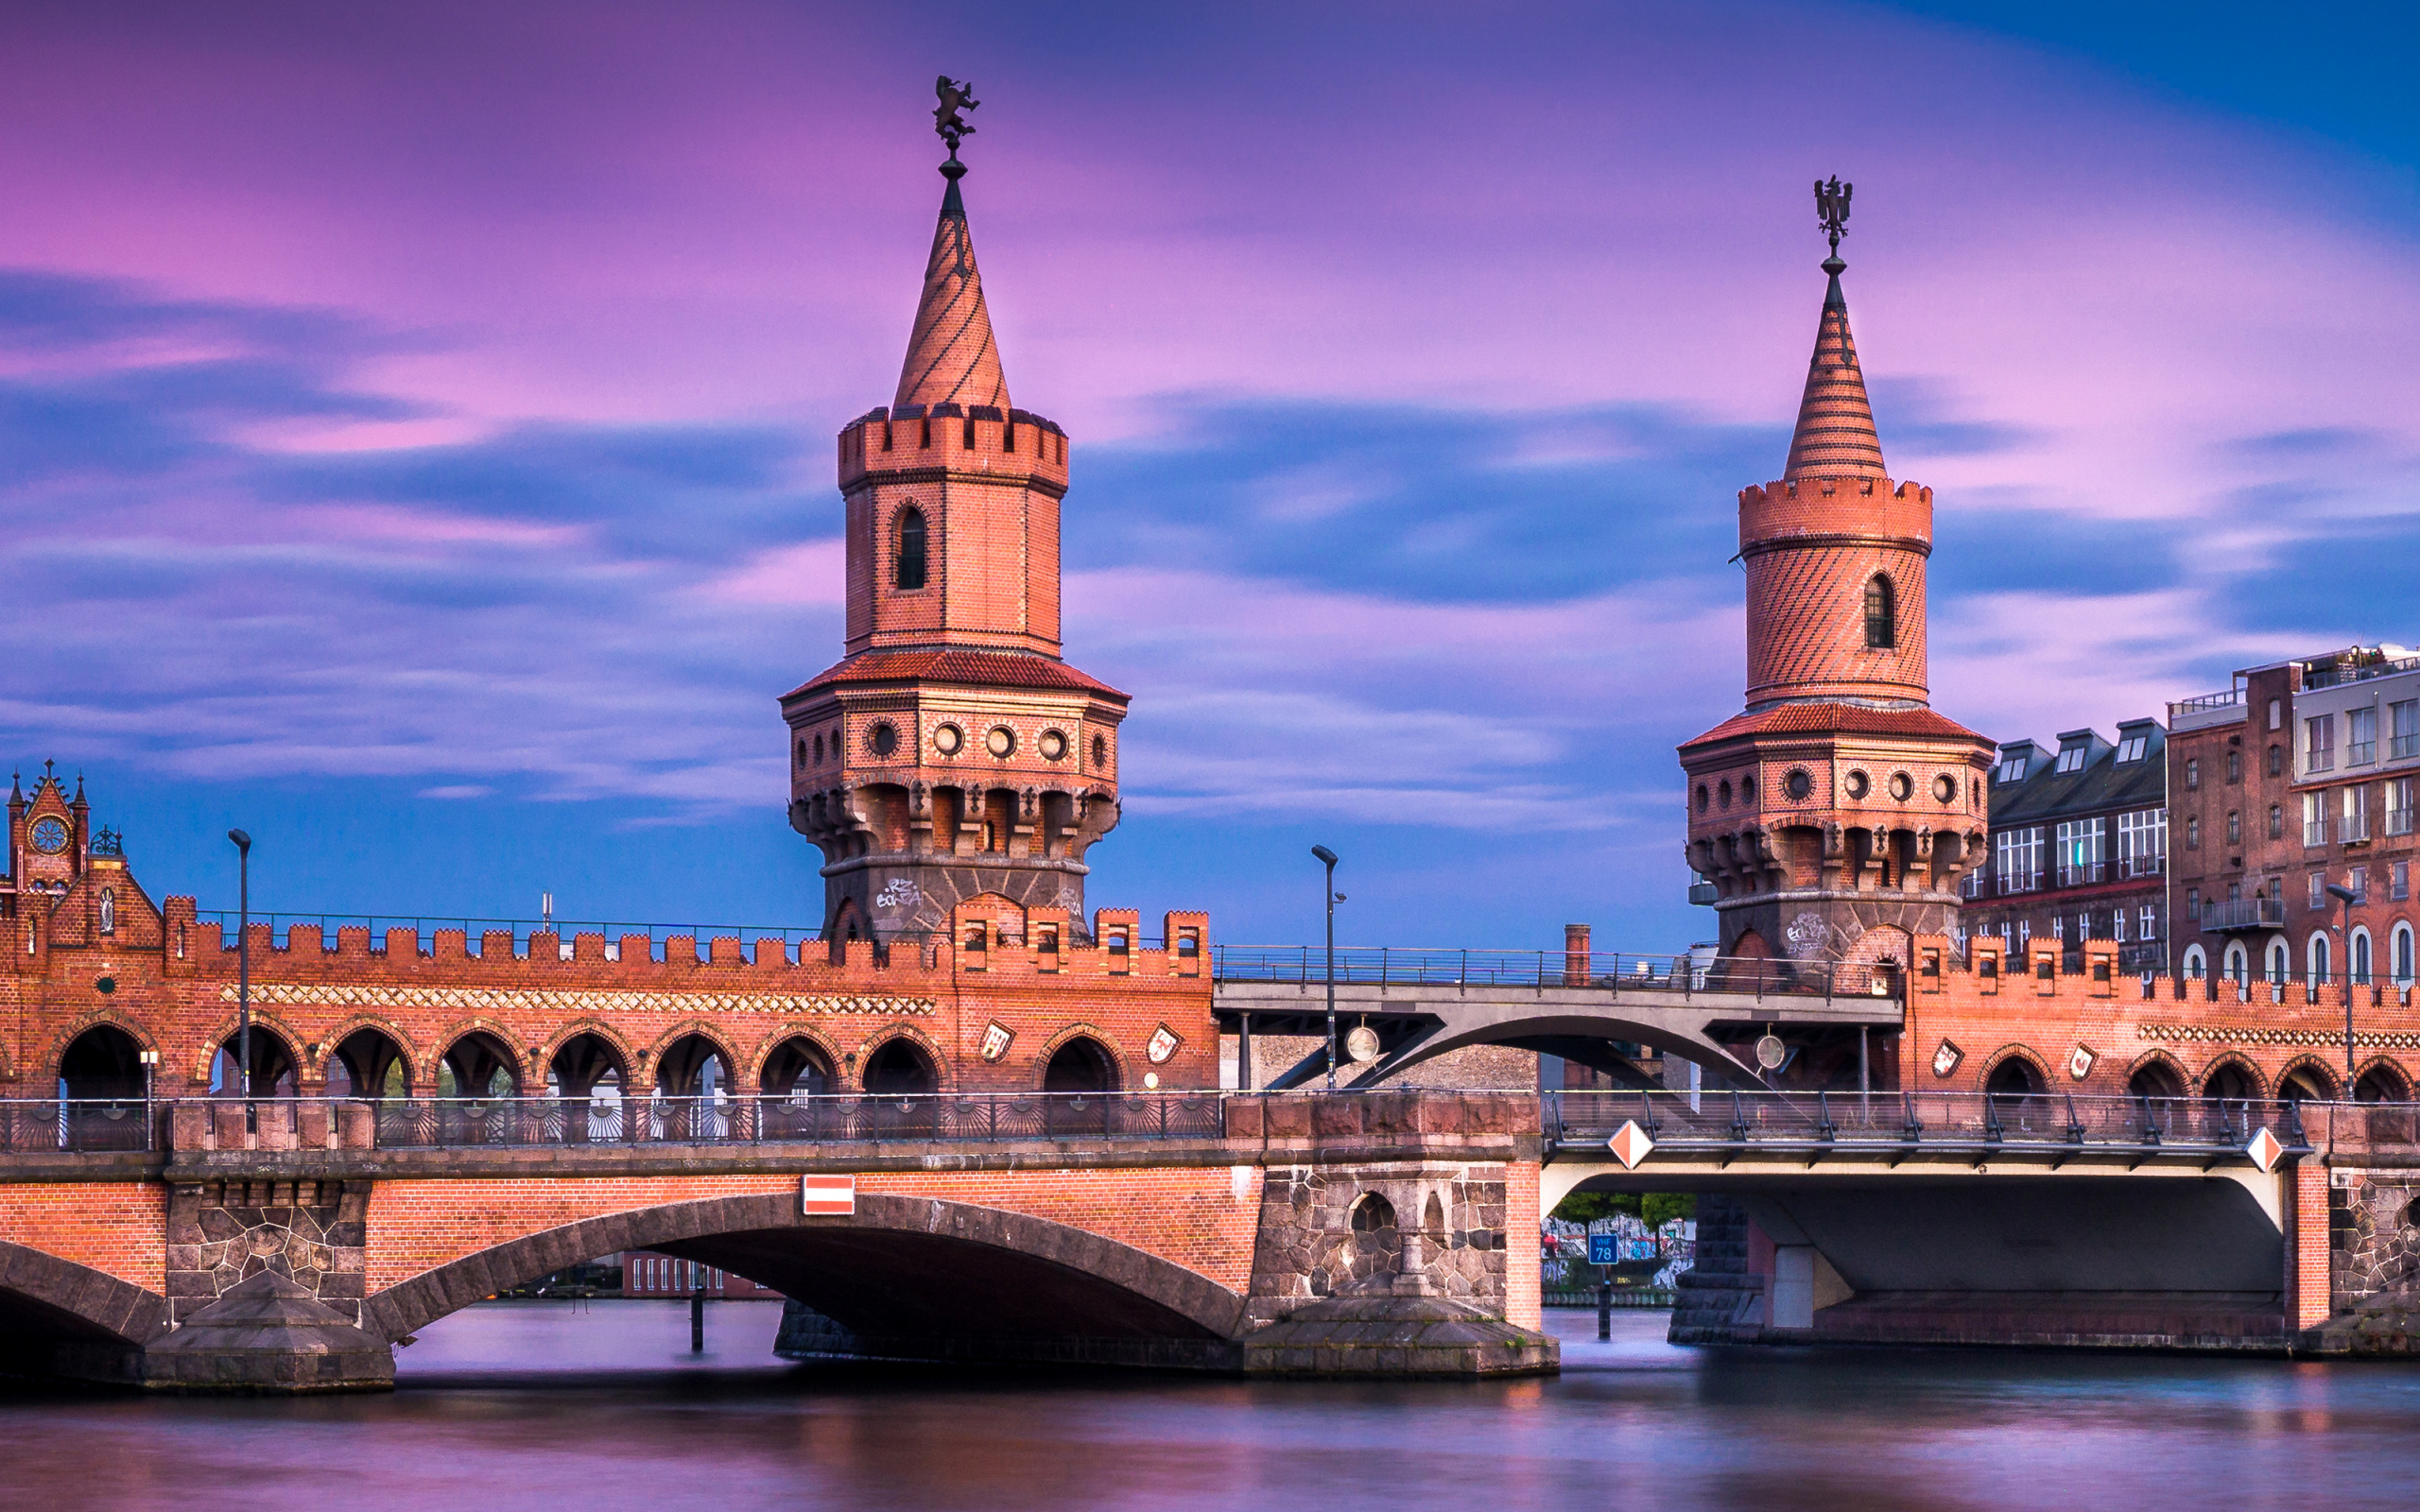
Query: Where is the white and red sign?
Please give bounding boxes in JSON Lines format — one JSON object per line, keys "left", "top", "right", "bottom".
{"left": 2246, "top": 1127, "right": 2285, "bottom": 1174}
{"left": 1608, "top": 1119, "right": 1655, "bottom": 1170}
{"left": 801, "top": 1175, "right": 856, "bottom": 1215}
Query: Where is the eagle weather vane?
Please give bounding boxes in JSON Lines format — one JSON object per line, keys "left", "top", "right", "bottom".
{"left": 1814, "top": 175, "right": 1853, "bottom": 270}
{"left": 934, "top": 75, "right": 979, "bottom": 162}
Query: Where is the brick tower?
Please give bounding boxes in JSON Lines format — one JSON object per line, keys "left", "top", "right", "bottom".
{"left": 1678, "top": 185, "right": 1994, "bottom": 973}
{"left": 783, "top": 111, "right": 1128, "bottom": 942}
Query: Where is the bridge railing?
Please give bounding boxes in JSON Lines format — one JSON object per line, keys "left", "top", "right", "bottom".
{"left": 1213, "top": 947, "right": 1898, "bottom": 999}
{"left": 0, "top": 1099, "right": 157, "bottom": 1153}
{"left": 361, "top": 1091, "right": 1235, "bottom": 1147}
{"left": 1546, "top": 1089, "right": 2325, "bottom": 1155}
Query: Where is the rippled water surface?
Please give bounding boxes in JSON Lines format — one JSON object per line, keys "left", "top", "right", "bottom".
{"left": 5, "top": 1303, "right": 2418, "bottom": 1511}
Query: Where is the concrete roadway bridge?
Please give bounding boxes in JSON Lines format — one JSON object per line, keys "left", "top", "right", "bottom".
{"left": 1212, "top": 944, "right": 1902, "bottom": 1089}
{"left": 0, "top": 1088, "right": 1553, "bottom": 1392}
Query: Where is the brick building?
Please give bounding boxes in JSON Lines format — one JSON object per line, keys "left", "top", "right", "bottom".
{"left": 2169, "top": 645, "right": 2420, "bottom": 1001}
{"left": 1680, "top": 207, "right": 1996, "bottom": 976}
{"left": 1958, "top": 719, "right": 2169, "bottom": 973}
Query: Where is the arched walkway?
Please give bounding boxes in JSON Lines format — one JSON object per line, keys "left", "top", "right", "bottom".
{"left": 2279, "top": 1062, "right": 2339, "bottom": 1102}
{"left": 1043, "top": 1035, "right": 1119, "bottom": 1093}
{"left": 862, "top": 1037, "right": 939, "bottom": 1095}
{"left": 58, "top": 1025, "right": 146, "bottom": 1102}
{"left": 212, "top": 1029, "right": 298, "bottom": 1099}
{"left": 438, "top": 1032, "right": 519, "bottom": 1099}
{"left": 2126, "top": 1059, "right": 2186, "bottom": 1100}
{"left": 326, "top": 1027, "right": 408, "bottom": 1100}
{"left": 546, "top": 1032, "right": 629, "bottom": 1142}
{"left": 359, "top": 1194, "right": 1246, "bottom": 1352}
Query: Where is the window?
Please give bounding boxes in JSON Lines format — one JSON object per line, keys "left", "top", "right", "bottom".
{"left": 2080, "top": 912, "right": 2094, "bottom": 941}
{"left": 2055, "top": 746, "right": 2087, "bottom": 775}
{"left": 2393, "top": 699, "right": 2420, "bottom": 760}
{"left": 2389, "top": 778, "right": 2415, "bottom": 837}
{"left": 2224, "top": 748, "right": 2239, "bottom": 782}
{"left": 2187, "top": 816, "right": 2200, "bottom": 850}
{"left": 894, "top": 507, "right": 929, "bottom": 590}
{"left": 99, "top": 888, "right": 115, "bottom": 936}
{"left": 2304, "top": 792, "right": 2327, "bottom": 847}
{"left": 2139, "top": 905, "right": 2157, "bottom": 941}
{"left": 2186, "top": 886, "right": 2199, "bottom": 922}
{"left": 2015, "top": 919, "right": 2031, "bottom": 948}
{"left": 2307, "top": 713, "right": 2335, "bottom": 773}
{"left": 1863, "top": 575, "right": 1895, "bottom": 649}
{"left": 2227, "top": 810, "right": 2240, "bottom": 845}
{"left": 2054, "top": 817, "right": 2105, "bottom": 885}
{"left": 2349, "top": 866, "right": 2368, "bottom": 904}
{"left": 2396, "top": 860, "right": 2411, "bottom": 902}
{"left": 2269, "top": 804, "right": 2283, "bottom": 840}
{"left": 2268, "top": 940, "right": 2290, "bottom": 985}
{"left": 2269, "top": 697, "right": 2283, "bottom": 730}
{"left": 2116, "top": 734, "right": 2149, "bottom": 763}
{"left": 1996, "top": 756, "right": 2028, "bottom": 783}
{"left": 2309, "top": 872, "right": 2326, "bottom": 910}
{"left": 2310, "top": 932, "right": 2332, "bottom": 989}
{"left": 2186, "top": 758, "right": 2200, "bottom": 790}
{"left": 1961, "top": 867, "right": 1986, "bottom": 900}
{"left": 2341, "top": 784, "right": 2369, "bottom": 843}
{"left": 2118, "top": 809, "right": 2166, "bottom": 877}
{"left": 2394, "top": 921, "right": 2416, "bottom": 985}
{"left": 2114, "top": 909, "right": 2129, "bottom": 941}
{"left": 2268, "top": 744, "right": 2283, "bottom": 777}
{"left": 2052, "top": 915, "right": 2066, "bottom": 942}
{"left": 1996, "top": 827, "right": 2044, "bottom": 892}
{"left": 2348, "top": 707, "right": 2377, "bottom": 766}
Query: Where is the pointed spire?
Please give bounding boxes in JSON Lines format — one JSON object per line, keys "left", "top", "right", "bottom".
{"left": 1783, "top": 254, "right": 1887, "bottom": 481}
{"left": 894, "top": 159, "right": 1010, "bottom": 413}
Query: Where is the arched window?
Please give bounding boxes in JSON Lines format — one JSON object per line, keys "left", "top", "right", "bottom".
{"left": 895, "top": 507, "right": 928, "bottom": 591}
{"left": 2221, "top": 941, "right": 2247, "bottom": 984}
{"left": 1863, "top": 575, "right": 1895, "bottom": 649}
{"left": 2182, "top": 943, "right": 2207, "bottom": 980}
{"left": 2267, "top": 939, "right": 2290, "bottom": 986}
{"left": 2352, "top": 927, "right": 2374, "bottom": 985}
{"left": 2394, "top": 922, "right": 2416, "bottom": 987}
{"left": 2308, "top": 932, "right": 2332, "bottom": 991}
{"left": 98, "top": 887, "right": 115, "bottom": 936}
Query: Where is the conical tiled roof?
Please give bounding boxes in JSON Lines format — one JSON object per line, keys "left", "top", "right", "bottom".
{"left": 894, "top": 170, "right": 1010, "bottom": 412}
{"left": 1782, "top": 266, "right": 1885, "bottom": 481}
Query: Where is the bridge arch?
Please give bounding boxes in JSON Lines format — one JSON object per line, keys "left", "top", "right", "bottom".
{"left": 2122, "top": 1051, "right": 2188, "bottom": 1100}
{"left": 0, "top": 1239, "right": 166, "bottom": 1378}
{"left": 1978, "top": 1045, "right": 2052, "bottom": 1098}
{"left": 539, "top": 1022, "right": 633, "bottom": 1098}
{"left": 359, "top": 1193, "right": 1246, "bottom": 1351}
{"left": 1037, "top": 1025, "right": 1126, "bottom": 1091}
{"left": 647, "top": 1023, "right": 742, "bottom": 1095}
{"left": 752, "top": 1027, "right": 840, "bottom": 1094}
{"left": 856, "top": 1025, "right": 947, "bottom": 1092}
{"left": 320, "top": 1019, "right": 421, "bottom": 1097}
{"left": 435, "top": 1023, "right": 525, "bottom": 1096}
{"left": 48, "top": 1015, "right": 158, "bottom": 1095}
{"left": 2354, "top": 1057, "right": 2412, "bottom": 1103}
{"left": 2276, "top": 1057, "right": 2340, "bottom": 1102}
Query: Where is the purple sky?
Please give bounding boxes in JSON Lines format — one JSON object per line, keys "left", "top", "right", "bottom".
{"left": 2, "top": 2, "right": 2414, "bottom": 949}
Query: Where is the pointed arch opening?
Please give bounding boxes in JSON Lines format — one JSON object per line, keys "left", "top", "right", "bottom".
{"left": 653, "top": 1033, "right": 735, "bottom": 1140}
{"left": 1862, "top": 574, "right": 1896, "bottom": 650}
{"left": 544, "top": 1032, "right": 628, "bottom": 1142}
{"left": 326, "top": 1028, "right": 409, "bottom": 1102}
{"left": 895, "top": 507, "right": 928, "bottom": 591}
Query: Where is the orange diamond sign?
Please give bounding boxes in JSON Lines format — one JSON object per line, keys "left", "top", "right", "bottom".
{"left": 1608, "top": 1120, "right": 1655, "bottom": 1170}
{"left": 2246, "top": 1127, "right": 2284, "bottom": 1174}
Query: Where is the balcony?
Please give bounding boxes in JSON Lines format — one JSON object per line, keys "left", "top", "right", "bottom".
{"left": 2302, "top": 654, "right": 2420, "bottom": 690}
{"left": 1686, "top": 880, "right": 1719, "bottom": 905}
{"left": 2117, "top": 856, "right": 2165, "bottom": 880}
{"left": 1997, "top": 872, "right": 2043, "bottom": 896}
{"left": 2055, "top": 862, "right": 2106, "bottom": 887}
{"left": 2305, "top": 818, "right": 2330, "bottom": 847}
{"left": 2342, "top": 814, "right": 2371, "bottom": 844}
{"left": 2203, "top": 897, "right": 2286, "bottom": 932}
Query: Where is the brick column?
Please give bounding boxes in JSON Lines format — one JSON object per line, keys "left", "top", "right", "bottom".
{"left": 1564, "top": 924, "right": 1591, "bottom": 987}
{"left": 1503, "top": 1159, "right": 1542, "bottom": 1331}
{"left": 2287, "top": 1160, "right": 2332, "bottom": 1332}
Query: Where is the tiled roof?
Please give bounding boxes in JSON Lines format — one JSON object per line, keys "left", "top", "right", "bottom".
{"left": 1681, "top": 701, "right": 1990, "bottom": 750}
{"left": 894, "top": 174, "right": 1010, "bottom": 413}
{"left": 1783, "top": 272, "right": 1886, "bottom": 481}
{"left": 783, "top": 649, "right": 1127, "bottom": 703}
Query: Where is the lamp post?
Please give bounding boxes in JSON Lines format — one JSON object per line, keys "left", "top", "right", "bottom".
{"left": 228, "top": 830, "right": 253, "bottom": 1128}
{"left": 2326, "top": 881, "right": 2359, "bottom": 1096}
{"left": 1311, "top": 846, "right": 1340, "bottom": 1091}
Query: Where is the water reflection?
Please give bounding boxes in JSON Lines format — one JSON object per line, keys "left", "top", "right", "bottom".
{"left": 3, "top": 1305, "right": 2418, "bottom": 1510}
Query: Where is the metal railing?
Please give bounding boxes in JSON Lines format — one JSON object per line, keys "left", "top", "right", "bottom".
{"left": 1544, "top": 1089, "right": 2318, "bottom": 1156}
{"left": 2203, "top": 897, "right": 2287, "bottom": 931}
{"left": 1212, "top": 947, "right": 1900, "bottom": 1000}
{"left": 0, "top": 1099, "right": 156, "bottom": 1152}
{"left": 364, "top": 1091, "right": 1233, "bottom": 1147}
{"left": 2341, "top": 813, "right": 2370, "bottom": 844}
{"left": 2301, "top": 654, "right": 2420, "bottom": 691}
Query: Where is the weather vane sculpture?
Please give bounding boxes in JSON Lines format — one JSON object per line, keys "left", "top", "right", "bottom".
{"left": 934, "top": 76, "right": 979, "bottom": 169}
{"left": 1814, "top": 175, "right": 1852, "bottom": 274}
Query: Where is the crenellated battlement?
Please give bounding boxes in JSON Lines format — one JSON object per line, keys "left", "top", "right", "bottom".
{"left": 1737, "top": 475, "right": 1931, "bottom": 554}
{"left": 838, "top": 404, "right": 1069, "bottom": 491}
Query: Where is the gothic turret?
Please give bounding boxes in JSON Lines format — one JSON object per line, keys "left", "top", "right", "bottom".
{"left": 782, "top": 99, "right": 1127, "bottom": 943}
{"left": 1677, "top": 183, "right": 1994, "bottom": 974}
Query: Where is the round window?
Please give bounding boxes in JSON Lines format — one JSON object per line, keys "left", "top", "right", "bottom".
{"left": 28, "top": 816, "right": 68, "bottom": 854}
{"left": 1888, "top": 771, "right": 1913, "bottom": 801}
{"left": 1844, "top": 770, "right": 1870, "bottom": 799}
{"left": 1092, "top": 733, "right": 1108, "bottom": 766}
{"left": 1039, "top": 730, "right": 1068, "bottom": 761}
{"left": 933, "top": 724, "right": 963, "bottom": 756}
{"left": 1785, "top": 770, "right": 1813, "bottom": 802}
{"left": 1933, "top": 774, "right": 1957, "bottom": 803}
{"left": 1695, "top": 783, "right": 1709, "bottom": 813}
{"left": 1718, "top": 780, "right": 1732, "bottom": 810}
{"left": 986, "top": 726, "right": 1016, "bottom": 757}
{"left": 870, "top": 723, "right": 899, "bottom": 757}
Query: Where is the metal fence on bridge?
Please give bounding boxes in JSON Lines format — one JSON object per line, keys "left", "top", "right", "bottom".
{"left": 1213, "top": 946, "right": 1898, "bottom": 1000}
{"left": 1543, "top": 1089, "right": 2365, "bottom": 1157}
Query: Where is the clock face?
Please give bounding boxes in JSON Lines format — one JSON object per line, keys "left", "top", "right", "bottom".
{"left": 28, "top": 817, "right": 68, "bottom": 854}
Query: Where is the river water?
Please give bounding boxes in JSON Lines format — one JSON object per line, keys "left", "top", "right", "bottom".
{"left": 4, "top": 1303, "right": 2417, "bottom": 1511}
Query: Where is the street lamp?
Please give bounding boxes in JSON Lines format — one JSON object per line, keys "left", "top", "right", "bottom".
{"left": 2326, "top": 881, "right": 2359, "bottom": 1097}
{"left": 228, "top": 829, "right": 253, "bottom": 1128}
{"left": 1311, "top": 846, "right": 1340, "bottom": 1091}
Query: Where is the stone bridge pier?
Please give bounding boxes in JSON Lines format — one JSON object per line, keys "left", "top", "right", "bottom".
{"left": 0, "top": 1090, "right": 1555, "bottom": 1391}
